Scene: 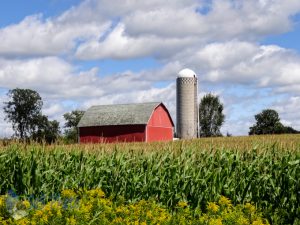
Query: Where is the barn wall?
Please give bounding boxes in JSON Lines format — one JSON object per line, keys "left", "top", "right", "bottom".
{"left": 146, "top": 105, "right": 173, "bottom": 142}
{"left": 79, "top": 125, "right": 146, "bottom": 143}
{"left": 147, "top": 127, "right": 173, "bottom": 142}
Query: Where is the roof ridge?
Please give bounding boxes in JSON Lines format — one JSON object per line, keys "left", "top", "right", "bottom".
{"left": 91, "top": 101, "right": 161, "bottom": 108}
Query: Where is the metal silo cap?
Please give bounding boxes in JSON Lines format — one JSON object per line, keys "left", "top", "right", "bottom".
{"left": 178, "top": 68, "right": 196, "bottom": 78}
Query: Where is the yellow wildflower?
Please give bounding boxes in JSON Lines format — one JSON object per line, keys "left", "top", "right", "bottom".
{"left": 113, "top": 217, "right": 123, "bottom": 223}
{"left": 146, "top": 210, "right": 153, "bottom": 219}
{"left": 237, "top": 216, "right": 248, "bottom": 225}
{"left": 66, "top": 216, "right": 76, "bottom": 225}
{"left": 244, "top": 203, "right": 256, "bottom": 214}
{"left": 0, "top": 195, "right": 6, "bottom": 208}
{"left": 218, "top": 196, "right": 232, "bottom": 208}
{"left": 40, "top": 214, "right": 48, "bottom": 223}
{"left": 207, "top": 202, "right": 219, "bottom": 213}
{"left": 22, "top": 200, "right": 30, "bottom": 209}
{"left": 16, "top": 218, "right": 30, "bottom": 225}
{"left": 209, "top": 218, "right": 223, "bottom": 225}
{"left": 61, "top": 189, "right": 77, "bottom": 199}
{"left": 199, "top": 213, "right": 209, "bottom": 223}
{"left": 177, "top": 201, "right": 188, "bottom": 208}
{"left": 252, "top": 220, "right": 265, "bottom": 225}
{"left": 87, "top": 188, "right": 105, "bottom": 198}
{"left": 34, "top": 209, "right": 43, "bottom": 218}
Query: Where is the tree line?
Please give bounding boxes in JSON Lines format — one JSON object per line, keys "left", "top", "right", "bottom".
{"left": 2, "top": 88, "right": 84, "bottom": 144}
{"left": 2, "top": 88, "right": 299, "bottom": 143}
{"left": 198, "top": 93, "right": 299, "bottom": 136}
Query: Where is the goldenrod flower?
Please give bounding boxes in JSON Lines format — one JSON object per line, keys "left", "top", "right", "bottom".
{"left": 34, "top": 209, "right": 43, "bottom": 218}
{"left": 177, "top": 201, "right": 188, "bottom": 208}
{"left": 87, "top": 188, "right": 105, "bottom": 198}
{"left": 207, "top": 202, "right": 219, "bottom": 213}
{"left": 22, "top": 200, "right": 30, "bottom": 209}
{"left": 209, "top": 218, "right": 223, "bottom": 225}
{"left": 244, "top": 203, "right": 256, "bottom": 214}
{"left": 66, "top": 216, "right": 76, "bottom": 225}
{"left": 61, "top": 189, "right": 77, "bottom": 199}
{"left": 0, "top": 195, "right": 6, "bottom": 208}
{"left": 40, "top": 214, "right": 48, "bottom": 223}
{"left": 252, "top": 219, "right": 268, "bottom": 225}
{"left": 237, "top": 216, "right": 248, "bottom": 225}
{"left": 218, "top": 196, "right": 232, "bottom": 208}
{"left": 15, "top": 218, "right": 30, "bottom": 225}
{"left": 146, "top": 210, "right": 153, "bottom": 219}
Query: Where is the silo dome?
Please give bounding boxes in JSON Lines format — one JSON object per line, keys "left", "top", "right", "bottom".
{"left": 178, "top": 68, "right": 196, "bottom": 78}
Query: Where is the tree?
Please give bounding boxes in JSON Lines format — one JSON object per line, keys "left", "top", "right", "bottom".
{"left": 3, "top": 88, "right": 43, "bottom": 139}
{"left": 199, "top": 93, "right": 225, "bottom": 137}
{"left": 63, "top": 110, "right": 85, "bottom": 143}
{"left": 282, "top": 126, "right": 299, "bottom": 134}
{"left": 249, "top": 109, "right": 281, "bottom": 135}
{"left": 32, "top": 115, "right": 60, "bottom": 144}
{"left": 249, "top": 109, "right": 299, "bottom": 135}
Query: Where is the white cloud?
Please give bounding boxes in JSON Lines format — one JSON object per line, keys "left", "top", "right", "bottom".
{"left": 172, "top": 41, "right": 300, "bottom": 95}
{"left": 273, "top": 96, "right": 300, "bottom": 130}
{"left": 1, "top": 0, "right": 300, "bottom": 60}
{"left": 0, "top": 56, "right": 157, "bottom": 99}
{"left": 75, "top": 23, "right": 197, "bottom": 60}
{"left": 0, "top": 8, "right": 110, "bottom": 56}
{"left": 0, "top": 95, "right": 12, "bottom": 137}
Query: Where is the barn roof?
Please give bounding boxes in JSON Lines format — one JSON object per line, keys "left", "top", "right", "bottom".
{"left": 78, "top": 102, "right": 170, "bottom": 127}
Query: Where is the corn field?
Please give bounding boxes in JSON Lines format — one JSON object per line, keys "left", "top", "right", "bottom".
{"left": 0, "top": 135, "right": 299, "bottom": 224}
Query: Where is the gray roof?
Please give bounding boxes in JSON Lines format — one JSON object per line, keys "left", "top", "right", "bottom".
{"left": 78, "top": 102, "right": 163, "bottom": 127}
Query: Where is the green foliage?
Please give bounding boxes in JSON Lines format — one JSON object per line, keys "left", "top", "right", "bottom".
{"left": 199, "top": 93, "right": 225, "bottom": 137}
{"left": 0, "top": 139, "right": 299, "bottom": 224}
{"left": 249, "top": 109, "right": 299, "bottom": 135}
{"left": 0, "top": 190, "right": 269, "bottom": 225}
{"left": 3, "top": 88, "right": 60, "bottom": 143}
{"left": 31, "top": 115, "right": 60, "bottom": 144}
{"left": 63, "top": 110, "right": 85, "bottom": 143}
{"left": 3, "top": 88, "right": 43, "bottom": 139}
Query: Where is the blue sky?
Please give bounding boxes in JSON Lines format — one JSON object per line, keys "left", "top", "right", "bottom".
{"left": 262, "top": 13, "right": 300, "bottom": 52}
{"left": 0, "top": 0, "right": 81, "bottom": 26}
{"left": 1, "top": 0, "right": 300, "bottom": 137}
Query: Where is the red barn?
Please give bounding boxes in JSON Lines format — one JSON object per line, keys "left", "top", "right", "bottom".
{"left": 77, "top": 102, "right": 174, "bottom": 143}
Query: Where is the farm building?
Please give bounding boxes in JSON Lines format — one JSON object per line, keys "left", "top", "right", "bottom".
{"left": 77, "top": 102, "right": 174, "bottom": 143}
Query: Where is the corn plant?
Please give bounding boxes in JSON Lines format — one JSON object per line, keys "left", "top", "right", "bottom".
{"left": 0, "top": 135, "right": 299, "bottom": 224}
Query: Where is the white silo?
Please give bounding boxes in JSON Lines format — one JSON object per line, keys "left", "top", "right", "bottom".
{"left": 176, "top": 68, "right": 198, "bottom": 139}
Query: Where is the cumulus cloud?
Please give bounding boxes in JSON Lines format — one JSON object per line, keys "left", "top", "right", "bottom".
{"left": 75, "top": 23, "right": 197, "bottom": 60}
{"left": 0, "top": 6, "right": 110, "bottom": 56}
{"left": 173, "top": 41, "right": 300, "bottom": 95}
{"left": 273, "top": 96, "right": 300, "bottom": 130}
{"left": 75, "top": 0, "right": 300, "bottom": 60}
{"left": 0, "top": 57, "right": 155, "bottom": 100}
{"left": 1, "top": 0, "right": 300, "bottom": 60}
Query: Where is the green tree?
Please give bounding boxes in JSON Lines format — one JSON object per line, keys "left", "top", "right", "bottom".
{"left": 249, "top": 109, "right": 299, "bottom": 135}
{"left": 3, "top": 88, "right": 43, "bottom": 139}
{"left": 63, "top": 110, "right": 85, "bottom": 143}
{"left": 282, "top": 126, "right": 299, "bottom": 134}
{"left": 199, "top": 93, "right": 225, "bottom": 137}
{"left": 32, "top": 115, "right": 60, "bottom": 144}
{"left": 249, "top": 109, "right": 283, "bottom": 135}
